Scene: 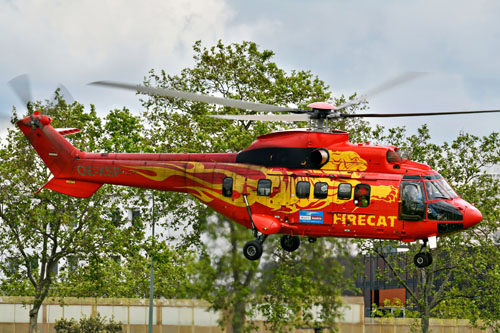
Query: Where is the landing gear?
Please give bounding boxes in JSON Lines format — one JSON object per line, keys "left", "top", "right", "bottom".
{"left": 414, "top": 239, "right": 433, "bottom": 268}
{"left": 280, "top": 235, "right": 300, "bottom": 252}
{"left": 243, "top": 240, "right": 263, "bottom": 261}
{"left": 414, "top": 252, "right": 432, "bottom": 268}
{"left": 243, "top": 234, "right": 267, "bottom": 261}
{"left": 242, "top": 193, "right": 268, "bottom": 261}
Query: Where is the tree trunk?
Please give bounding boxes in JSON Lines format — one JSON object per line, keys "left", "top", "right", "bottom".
{"left": 29, "top": 297, "right": 43, "bottom": 333}
{"left": 29, "top": 275, "right": 52, "bottom": 333}
{"left": 421, "top": 315, "right": 430, "bottom": 333}
{"left": 231, "top": 300, "right": 246, "bottom": 333}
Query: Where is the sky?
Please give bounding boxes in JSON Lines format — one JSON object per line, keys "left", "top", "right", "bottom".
{"left": 2, "top": 0, "right": 500, "bottom": 144}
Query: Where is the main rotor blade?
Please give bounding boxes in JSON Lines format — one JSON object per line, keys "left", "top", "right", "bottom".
{"left": 90, "top": 81, "right": 300, "bottom": 113}
{"left": 8, "top": 74, "right": 33, "bottom": 107}
{"left": 336, "top": 72, "right": 427, "bottom": 110}
{"left": 334, "top": 109, "right": 500, "bottom": 118}
{"left": 210, "top": 114, "right": 311, "bottom": 122}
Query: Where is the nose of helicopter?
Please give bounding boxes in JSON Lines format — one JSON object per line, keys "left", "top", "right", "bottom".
{"left": 463, "top": 205, "right": 482, "bottom": 229}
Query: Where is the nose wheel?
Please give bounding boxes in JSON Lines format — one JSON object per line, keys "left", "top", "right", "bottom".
{"left": 414, "top": 252, "right": 433, "bottom": 268}
{"left": 414, "top": 239, "right": 433, "bottom": 268}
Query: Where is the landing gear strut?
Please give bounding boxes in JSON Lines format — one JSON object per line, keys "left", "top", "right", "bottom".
{"left": 242, "top": 194, "right": 268, "bottom": 261}
{"left": 414, "top": 239, "right": 433, "bottom": 268}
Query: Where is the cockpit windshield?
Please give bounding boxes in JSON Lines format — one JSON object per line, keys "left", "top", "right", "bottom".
{"left": 424, "top": 175, "right": 457, "bottom": 200}
{"left": 400, "top": 175, "right": 461, "bottom": 222}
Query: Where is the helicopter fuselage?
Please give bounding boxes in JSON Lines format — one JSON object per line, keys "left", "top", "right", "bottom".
{"left": 17, "top": 111, "right": 482, "bottom": 266}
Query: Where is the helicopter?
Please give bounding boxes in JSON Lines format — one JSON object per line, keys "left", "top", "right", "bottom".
{"left": 14, "top": 73, "right": 500, "bottom": 268}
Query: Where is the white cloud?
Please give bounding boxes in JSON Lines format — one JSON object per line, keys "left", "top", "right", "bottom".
{"left": 2, "top": 0, "right": 500, "bottom": 143}
{"left": 0, "top": 0, "right": 257, "bottom": 127}
{"left": 0, "top": 0, "right": 235, "bottom": 80}
{"left": 223, "top": 0, "right": 500, "bottom": 141}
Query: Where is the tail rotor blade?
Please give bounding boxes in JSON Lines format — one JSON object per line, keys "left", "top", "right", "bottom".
{"left": 8, "top": 74, "right": 33, "bottom": 107}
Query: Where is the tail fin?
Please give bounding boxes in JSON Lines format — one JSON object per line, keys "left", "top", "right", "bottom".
{"left": 17, "top": 111, "right": 102, "bottom": 197}
{"left": 17, "top": 111, "right": 80, "bottom": 177}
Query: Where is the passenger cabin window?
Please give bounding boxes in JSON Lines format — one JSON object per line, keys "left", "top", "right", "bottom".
{"left": 338, "top": 183, "right": 352, "bottom": 200}
{"left": 400, "top": 181, "right": 426, "bottom": 221}
{"left": 222, "top": 177, "right": 233, "bottom": 197}
{"left": 354, "top": 184, "right": 371, "bottom": 207}
{"left": 296, "top": 181, "right": 310, "bottom": 198}
{"left": 257, "top": 179, "right": 272, "bottom": 196}
{"left": 314, "top": 182, "right": 329, "bottom": 199}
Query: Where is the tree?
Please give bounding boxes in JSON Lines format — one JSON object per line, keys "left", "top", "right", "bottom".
{"left": 360, "top": 126, "right": 500, "bottom": 333}
{"left": 252, "top": 238, "right": 357, "bottom": 332}
{"left": 0, "top": 96, "right": 153, "bottom": 332}
{"left": 53, "top": 239, "right": 197, "bottom": 299}
{"left": 432, "top": 133, "right": 500, "bottom": 332}
{"left": 140, "top": 40, "right": 364, "bottom": 332}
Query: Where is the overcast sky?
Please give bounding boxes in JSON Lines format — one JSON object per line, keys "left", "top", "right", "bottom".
{"left": 2, "top": 0, "right": 500, "bottom": 144}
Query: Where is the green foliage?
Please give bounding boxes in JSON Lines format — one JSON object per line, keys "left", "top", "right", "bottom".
{"left": 54, "top": 314, "right": 122, "bottom": 333}
{"left": 0, "top": 94, "right": 192, "bottom": 331}
{"left": 370, "top": 298, "right": 416, "bottom": 318}
{"left": 102, "top": 108, "right": 145, "bottom": 153}
{"left": 253, "top": 238, "right": 356, "bottom": 332}
{"left": 139, "top": 40, "right": 364, "bottom": 332}
{"left": 53, "top": 241, "right": 197, "bottom": 299}
{"left": 142, "top": 40, "right": 331, "bottom": 153}
{"left": 362, "top": 124, "right": 500, "bottom": 333}
{"left": 54, "top": 318, "right": 80, "bottom": 333}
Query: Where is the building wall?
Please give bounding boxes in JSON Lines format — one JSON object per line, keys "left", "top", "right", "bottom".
{"left": 0, "top": 296, "right": 363, "bottom": 333}
{"left": 0, "top": 296, "right": 490, "bottom": 333}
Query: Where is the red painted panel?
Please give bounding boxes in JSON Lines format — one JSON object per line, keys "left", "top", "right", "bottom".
{"left": 379, "top": 288, "right": 406, "bottom": 305}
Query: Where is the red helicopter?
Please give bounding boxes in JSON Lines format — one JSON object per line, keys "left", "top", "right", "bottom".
{"left": 14, "top": 74, "right": 500, "bottom": 268}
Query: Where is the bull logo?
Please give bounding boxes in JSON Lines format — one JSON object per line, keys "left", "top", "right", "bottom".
{"left": 324, "top": 151, "right": 368, "bottom": 171}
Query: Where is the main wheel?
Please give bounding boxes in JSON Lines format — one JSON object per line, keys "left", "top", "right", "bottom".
{"left": 426, "top": 252, "right": 433, "bottom": 266}
{"left": 280, "top": 235, "right": 301, "bottom": 252}
{"left": 243, "top": 240, "right": 263, "bottom": 261}
{"left": 414, "top": 252, "right": 432, "bottom": 268}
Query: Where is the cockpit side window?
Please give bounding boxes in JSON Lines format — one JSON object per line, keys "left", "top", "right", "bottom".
{"left": 400, "top": 181, "right": 426, "bottom": 221}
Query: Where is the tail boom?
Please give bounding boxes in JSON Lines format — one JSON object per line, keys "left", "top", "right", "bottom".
{"left": 18, "top": 112, "right": 239, "bottom": 198}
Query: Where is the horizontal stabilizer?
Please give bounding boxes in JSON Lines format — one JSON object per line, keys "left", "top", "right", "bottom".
{"left": 55, "top": 128, "right": 81, "bottom": 136}
{"left": 38, "top": 178, "right": 102, "bottom": 198}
